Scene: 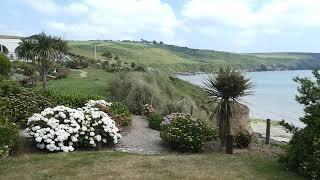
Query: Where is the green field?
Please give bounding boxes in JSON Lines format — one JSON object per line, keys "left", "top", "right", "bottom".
{"left": 0, "top": 151, "right": 303, "bottom": 180}
{"left": 37, "top": 69, "right": 115, "bottom": 97}
{"left": 68, "top": 40, "right": 320, "bottom": 72}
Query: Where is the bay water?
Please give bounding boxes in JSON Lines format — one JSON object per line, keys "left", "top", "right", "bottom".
{"left": 177, "top": 70, "right": 313, "bottom": 127}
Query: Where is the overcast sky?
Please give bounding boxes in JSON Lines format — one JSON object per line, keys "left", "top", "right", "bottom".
{"left": 1, "top": 0, "right": 320, "bottom": 53}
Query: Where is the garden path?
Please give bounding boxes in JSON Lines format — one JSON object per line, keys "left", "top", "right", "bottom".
{"left": 115, "top": 116, "right": 169, "bottom": 154}
{"left": 72, "top": 69, "right": 87, "bottom": 78}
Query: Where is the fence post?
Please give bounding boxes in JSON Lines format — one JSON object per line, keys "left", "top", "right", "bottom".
{"left": 190, "top": 105, "right": 193, "bottom": 116}
{"left": 266, "top": 119, "right": 271, "bottom": 145}
{"left": 226, "top": 135, "right": 233, "bottom": 154}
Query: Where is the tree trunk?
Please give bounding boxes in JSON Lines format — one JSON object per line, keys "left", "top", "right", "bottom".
{"left": 42, "top": 64, "right": 48, "bottom": 90}
{"left": 219, "top": 118, "right": 226, "bottom": 147}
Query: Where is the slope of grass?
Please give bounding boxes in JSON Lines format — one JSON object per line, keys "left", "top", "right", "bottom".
{"left": 68, "top": 40, "right": 320, "bottom": 72}
{"left": 0, "top": 151, "right": 303, "bottom": 180}
{"left": 37, "top": 69, "right": 115, "bottom": 97}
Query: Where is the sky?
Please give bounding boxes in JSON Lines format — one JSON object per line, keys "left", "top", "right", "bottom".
{"left": 1, "top": 0, "right": 320, "bottom": 53}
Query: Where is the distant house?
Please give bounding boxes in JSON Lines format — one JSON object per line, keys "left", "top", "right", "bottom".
{"left": 0, "top": 35, "right": 23, "bottom": 61}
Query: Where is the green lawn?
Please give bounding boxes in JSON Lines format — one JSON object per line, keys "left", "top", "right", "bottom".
{"left": 38, "top": 69, "right": 115, "bottom": 98}
{"left": 0, "top": 151, "right": 303, "bottom": 180}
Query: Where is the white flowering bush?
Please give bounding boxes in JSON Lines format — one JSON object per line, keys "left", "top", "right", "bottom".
{"left": 85, "top": 100, "right": 112, "bottom": 109}
{"left": 25, "top": 102, "right": 121, "bottom": 152}
{"left": 78, "top": 105, "right": 121, "bottom": 147}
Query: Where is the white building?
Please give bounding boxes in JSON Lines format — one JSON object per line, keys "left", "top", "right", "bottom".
{"left": 0, "top": 35, "right": 22, "bottom": 60}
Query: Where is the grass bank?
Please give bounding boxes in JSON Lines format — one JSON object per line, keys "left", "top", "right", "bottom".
{"left": 36, "top": 68, "right": 115, "bottom": 97}
{"left": 0, "top": 151, "right": 302, "bottom": 180}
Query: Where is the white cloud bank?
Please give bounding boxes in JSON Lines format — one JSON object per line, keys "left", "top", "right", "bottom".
{"left": 23, "top": 0, "right": 320, "bottom": 48}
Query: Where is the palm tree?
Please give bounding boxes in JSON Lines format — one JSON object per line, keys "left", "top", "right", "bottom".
{"left": 204, "top": 66, "right": 252, "bottom": 147}
{"left": 17, "top": 32, "right": 69, "bottom": 90}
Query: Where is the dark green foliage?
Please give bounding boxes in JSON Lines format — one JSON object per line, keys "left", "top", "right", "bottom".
{"left": 0, "top": 53, "right": 11, "bottom": 77}
{"left": 234, "top": 131, "right": 253, "bottom": 148}
{"left": 279, "top": 120, "right": 299, "bottom": 133}
{"left": 161, "top": 117, "right": 218, "bottom": 152}
{"left": 65, "top": 59, "right": 89, "bottom": 69}
{"left": 109, "top": 102, "right": 132, "bottom": 127}
{"left": 0, "top": 89, "right": 52, "bottom": 128}
{"left": 133, "top": 64, "right": 147, "bottom": 72}
{"left": 279, "top": 70, "right": 320, "bottom": 179}
{"left": 205, "top": 66, "right": 252, "bottom": 147}
{"left": 0, "top": 78, "right": 23, "bottom": 97}
{"left": 40, "top": 90, "right": 102, "bottom": 108}
{"left": 147, "top": 113, "right": 162, "bottom": 130}
{"left": 0, "top": 116, "right": 19, "bottom": 158}
{"left": 11, "top": 61, "right": 36, "bottom": 76}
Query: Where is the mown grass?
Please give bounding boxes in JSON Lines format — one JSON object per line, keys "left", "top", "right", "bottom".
{"left": 0, "top": 151, "right": 303, "bottom": 180}
{"left": 36, "top": 69, "right": 115, "bottom": 98}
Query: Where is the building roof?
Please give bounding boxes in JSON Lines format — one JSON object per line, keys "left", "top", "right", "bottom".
{"left": 0, "top": 35, "right": 23, "bottom": 39}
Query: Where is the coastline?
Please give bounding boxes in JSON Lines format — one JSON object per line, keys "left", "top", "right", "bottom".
{"left": 250, "top": 119, "right": 292, "bottom": 142}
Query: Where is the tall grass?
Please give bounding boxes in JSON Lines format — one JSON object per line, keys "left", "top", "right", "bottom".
{"left": 109, "top": 71, "right": 209, "bottom": 120}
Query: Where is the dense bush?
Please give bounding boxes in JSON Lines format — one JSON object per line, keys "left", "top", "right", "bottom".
{"left": 279, "top": 70, "right": 320, "bottom": 179}
{"left": 234, "top": 131, "right": 253, "bottom": 148}
{"left": 25, "top": 103, "right": 121, "bottom": 152}
{"left": 0, "top": 77, "right": 23, "bottom": 96}
{"left": 40, "top": 90, "right": 102, "bottom": 108}
{"left": 0, "top": 117, "right": 19, "bottom": 158}
{"left": 147, "top": 113, "right": 162, "bottom": 130}
{"left": 109, "top": 102, "right": 132, "bottom": 127}
{"left": 162, "top": 113, "right": 191, "bottom": 126}
{"left": 65, "top": 59, "right": 89, "bottom": 69}
{"left": 0, "top": 53, "right": 11, "bottom": 77}
{"left": 11, "top": 61, "right": 36, "bottom": 76}
{"left": 56, "top": 66, "right": 70, "bottom": 79}
{"left": 142, "top": 104, "right": 155, "bottom": 117}
{"left": 0, "top": 89, "right": 52, "bottom": 128}
{"left": 161, "top": 117, "right": 218, "bottom": 152}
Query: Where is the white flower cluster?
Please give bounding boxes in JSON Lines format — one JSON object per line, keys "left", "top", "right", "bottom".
{"left": 25, "top": 101, "right": 121, "bottom": 152}
{"left": 85, "top": 100, "right": 112, "bottom": 108}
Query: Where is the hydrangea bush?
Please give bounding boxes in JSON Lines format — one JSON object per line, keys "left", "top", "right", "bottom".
{"left": 162, "top": 113, "right": 191, "bottom": 126}
{"left": 25, "top": 100, "right": 121, "bottom": 152}
{"left": 161, "top": 116, "right": 218, "bottom": 152}
{"left": 142, "top": 104, "right": 155, "bottom": 117}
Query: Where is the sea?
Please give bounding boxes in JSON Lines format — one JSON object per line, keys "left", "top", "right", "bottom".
{"left": 177, "top": 70, "right": 314, "bottom": 127}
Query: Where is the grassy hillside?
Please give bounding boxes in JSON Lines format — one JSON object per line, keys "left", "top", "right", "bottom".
{"left": 68, "top": 40, "right": 320, "bottom": 72}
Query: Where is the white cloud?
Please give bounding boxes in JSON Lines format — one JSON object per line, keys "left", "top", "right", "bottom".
{"left": 181, "top": 0, "right": 320, "bottom": 46}
{"left": 64, "top": 2, "right": 88, "bottom": 16}
{"left": 25, "top": 0, "right": 59, "bottom": 15}
{"left": 182, "top": 0, "right": 320, "bottom": 29}
{"left": 46, "top": 0, "right": 182, "bottom": 43}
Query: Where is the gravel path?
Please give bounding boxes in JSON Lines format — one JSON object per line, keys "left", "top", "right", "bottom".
{"left": 115, "top": 116, "right": 169, "bottom": 154}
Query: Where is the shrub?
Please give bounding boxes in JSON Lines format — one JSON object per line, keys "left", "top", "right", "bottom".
{"left": 56, "top": 66, "right": 70, "bottom": 79}
{"left": 40, "top": 90, "right": 103, "bottom": 108}
{"left": 11, "top": 61, "right": 36, "bottom": 76}
{"left": 147, "top": 113, "right": 162, "bottom": 130}
{"left": 161, "top": 117, "right": 218, "bottom": 152}
{"left": 0, "top": 89, "right": 52, "bottom": 128}
{"left": 279, "top": 70, "right": 320, "bottom": 179}
{"left": 0, "top": 78, "right": 23, "bottom": 96}
{"left": 109, "top": 102, "right": 132, "bottom": 127}
{"left": 142, "top": 104, "right": 155, "bottom": 117}
{"left": 0, "top": 117, "right": 19, "bottom": 158}
{"left": 0, "top": 53, "right": 11, "bottom": 77}
{"left": 234, "top": 131, "right": 253, "bottom": 148}
{"left": 25, "top": 105, "right": 121, "bottom": 152}
{"left": 162, "top": 113, "right": 191, "bottom": 126}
